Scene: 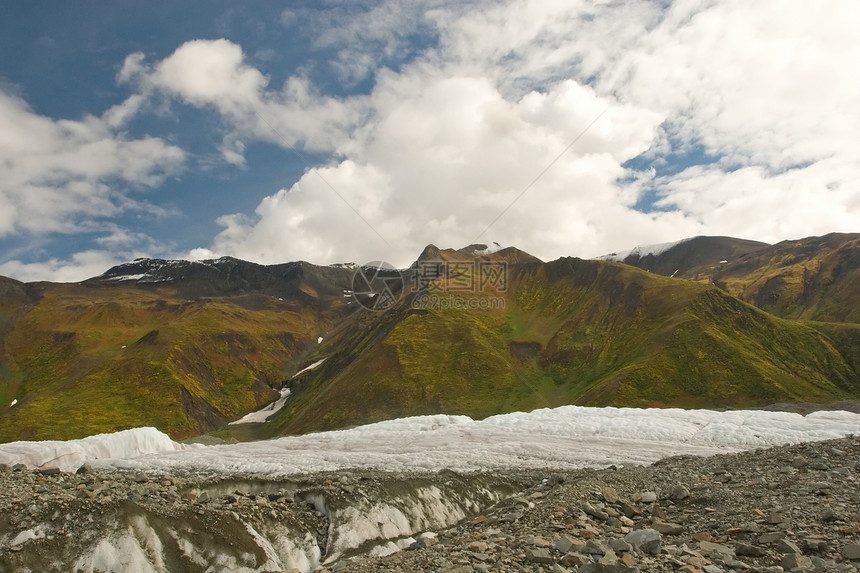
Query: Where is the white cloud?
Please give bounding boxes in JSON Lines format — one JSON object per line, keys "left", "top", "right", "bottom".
{"left": 607, "top": 0, "right": 860, "bottom": 171}
{"left": 8, "top": 0, "right": 858, "bottom": 283}
{"left": 0, "top": 91, "right": 185, "bottom": 236}
{"left": 188, "top": 0, "right": 856, "bottom": 264}
{"left": 0, "top": 250, "right": 123, "bottom": 283}
{"left": 653, "top": 157, "right": 860, "bottom": 243}
{"left": 120, "top": 39, "right": 362, "bottom": 163}
{"left": 303, "top": 2, "right": 435, "bottom": 85}
{"left": 198, "top": 69, "right": 671, "bottom": 266}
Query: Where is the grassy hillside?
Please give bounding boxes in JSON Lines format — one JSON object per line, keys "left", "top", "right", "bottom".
{"left": 2, "top": 238, "right": 858, "bottom": 443}
{"left": 609, "top": 233, "right": 860, "bottom": 324}
{"left": 260, "top": 256, "right": 859, "bottom": 437}
{"left": 710, "top": 234, "right": 860, "bottom": 323}
{"left": 0, "top": 280, "right": 349, "bottom": 442}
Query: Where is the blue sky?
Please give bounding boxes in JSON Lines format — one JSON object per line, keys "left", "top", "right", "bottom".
{"left": 1, "top": 1, "right": 858, "bottom": 281}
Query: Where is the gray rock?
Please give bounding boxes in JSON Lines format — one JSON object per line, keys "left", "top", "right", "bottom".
{"left": 618, "top": 501, "right": 640, "bottom": 517}
{"left": 583, "top": 539, "right": 609, "bottom": 555}
{"left": 774, "top": 538, "right": 801, "bottom": 554}
{"left": 555, "top": 535, "right": 585, "bottom": 554}
{"left": 739, "top": 522, "right": 762, "bottom": 533}
{"left": 599, "top": 548, "right": 618, "bottom": 565}
{"left": 526, "top": 547, "right": 554, "bottom": 564}
{"left": 803, "top": 537, "right": 828, "bottom": 552}
{"left": 843, "top": 543, "right": 860, "bottom": 560}
{"left": 698, "top": 541, "right": 735, "bottom": 557}
{"left": 560, "top": 552, "right": 590, "bottom": 567}
{"left": 781, "top": 553, "right": 813, "bottom": 570}
{"left": 624, "top": 528, "right": 662, "bottom": 555}
{"left": 583, "top": 501, "right": 609, "bottom": 520}
{"left": 669, "top": 485, "right": 690, "bottom": 501}
{"left": 652, "top": 520, "right": 684, "bottom": 535}
{"left": 759, "top": 532, "right": 785, "bottom": 544}
{"left": 734, "top": 542, "right": 765, "bottom": 557}
{"left": 609, "top": 538, "right": 632, "bottom": 553}
{"left": 640, "top": 491, "right": 657, "bottom": 503}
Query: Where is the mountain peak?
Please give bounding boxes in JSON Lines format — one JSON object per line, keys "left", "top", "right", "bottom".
{"left": 455, "top": 242, "right": 502, "bottom": 257}
{"left": 595, "top": 236, "right": 771, "bottom": 277}
{"left": 416, "top": 244, "right": 443, "bottom": 262}
{"left": 415, "top": 243, "right": 541, "bottom": 265}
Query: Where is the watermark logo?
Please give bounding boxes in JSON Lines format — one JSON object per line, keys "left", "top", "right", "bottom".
{"left": 350, "top": 261, "right": 404, "bottom": 311}
{"left": 350, "top": 259, "right": 508, "bottom": 312}
{"left": 411, "top": 292, "right": 506, "bottom": 311}
{"left": 411, "top": 260, "right": 508, "bottom": 293}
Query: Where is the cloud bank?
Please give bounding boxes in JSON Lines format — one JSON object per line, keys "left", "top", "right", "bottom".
{"left": 1, "top": 0, "right": 858, "bottom": 280}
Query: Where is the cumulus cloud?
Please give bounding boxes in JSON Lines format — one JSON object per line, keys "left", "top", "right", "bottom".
{"left": 602, "top": 0, "right": 860, "bottom": 247}
{"left": 5, "top": 0, "right": 859, "bottom": 282}
{"left": 186, "top": 68, "right": 670, "bottom": 266}
{"left": 185, "top": 0, "right": 857, "bottom": 264}
{"left": 293, "top": 1, "right": 436, "bottom": 85}
{"left": 0, "top": 250, "right": 124, "bottom": 283}
{"left": 119, "top": 39, "right": 361, "bottom": 164}
{"left": 0, "top": 91, "right": 185, "bottom": 236}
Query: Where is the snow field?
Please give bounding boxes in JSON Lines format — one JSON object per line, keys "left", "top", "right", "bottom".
{"left": 2, "top": 406, "right": 858, "bottom": 475}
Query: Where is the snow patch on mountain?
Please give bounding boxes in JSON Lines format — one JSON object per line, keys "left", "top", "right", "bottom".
{"left": 292, "top": 358, "right": 326, "bottom": 378}
{"left": 470, "top": 242, "right": 503, "bottom": 256}
{"left": 597, "top": 238, "right": 694, "bottom": 262}
{"left": 102, "top": 273, "right": 147, "bottom": 281}
{"left": 229, "top": 388, "right": 292, "bottom": 425}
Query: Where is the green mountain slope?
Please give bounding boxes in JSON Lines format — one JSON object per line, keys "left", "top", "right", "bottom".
{"left": 2, "top": 237, "right": 859, "bottom": 443}
{"left": 603, "top": 233, "right": 860, "bottom": 324}
{"left": 262, "top": 254, "right": 859, "bottom": 437}
{"left": 709, "top": 233, "right": 860, "bottom": 323}
{"left": 0, "top": 259, "right": 354, "bottom": 441}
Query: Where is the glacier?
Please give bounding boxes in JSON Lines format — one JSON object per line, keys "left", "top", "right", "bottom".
{"left": 2, "top": 405, "right": 859, "bottom": 475}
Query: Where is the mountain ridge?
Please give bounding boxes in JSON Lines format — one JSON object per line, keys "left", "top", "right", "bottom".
{"left": 1, "top": 233, "right": 858, "bottom": 442}
{"left": 262, "top": 251, "right": 858, "bottom": 437}
{"left": 603, "top": 233, "right": 860, "bottom": 323}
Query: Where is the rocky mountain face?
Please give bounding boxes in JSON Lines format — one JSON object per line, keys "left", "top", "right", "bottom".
{"left": 1, "top": 236, "right": 859, "bottom": 442}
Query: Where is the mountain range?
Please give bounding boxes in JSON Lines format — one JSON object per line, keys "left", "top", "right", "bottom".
{"left": 0, "top": 233, "right": 858, "bottom": 442}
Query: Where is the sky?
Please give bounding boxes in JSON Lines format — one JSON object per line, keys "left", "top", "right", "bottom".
{"left": 0, "top": 0, "right": 858, "bottom": 282}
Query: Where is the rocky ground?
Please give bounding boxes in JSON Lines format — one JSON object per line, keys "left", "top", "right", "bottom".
{"left": 336, "top": 437, "right": 860, "bottom": 573}
{"left": 1, "top": 436, "right": 859, "bottom": 572}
